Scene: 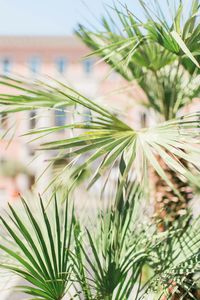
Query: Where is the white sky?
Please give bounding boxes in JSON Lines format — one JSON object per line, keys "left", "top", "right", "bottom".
{"left": 0, "top": 0, "right": 144, "bottom": 35}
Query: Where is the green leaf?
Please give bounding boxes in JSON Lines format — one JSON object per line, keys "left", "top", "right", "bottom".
{"left": 0, "top": 195, "right": 73, "bottom": 300}
{"left": 171, "top": 30, "right": 199, "bottom": 68}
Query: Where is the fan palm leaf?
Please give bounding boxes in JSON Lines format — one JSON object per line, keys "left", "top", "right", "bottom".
{"left": 0, "top": 77, "right": 200, "bottom": 197}
{"left": 76, "top": 0, "right": 200, "bottom": 119}
{"left": 71, "top": 181, "right": 200, "bottom": 300}
{"left": 0, "top": 196, "right": 73, "bottom": 300}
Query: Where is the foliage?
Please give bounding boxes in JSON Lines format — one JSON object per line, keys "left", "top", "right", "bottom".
{"left": 0, "top": 196, "right": 73, "bottom": 300}
{"left": 77, "top": 0, "right": 200, "bottom": 120}
{"left": 0, "top": 76, "right": 200, "bottom": 198}
{"left": 0, "top": 192, "right": 200, "bottom": 299}
{"left": 0, "top": 1, "right": 200, "bottom": 299}
{"left": 0, "top": 2, "right": 199, "bottom": 195}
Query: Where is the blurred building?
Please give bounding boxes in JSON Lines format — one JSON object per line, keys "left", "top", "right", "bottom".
{"left": 1, "top": 36, "right": 199, "bottom": 203}
{"left": 0, "top": 35, "right": 145, "bottom": 202}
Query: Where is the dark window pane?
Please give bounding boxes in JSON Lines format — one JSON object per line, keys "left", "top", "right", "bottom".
{"left": 30, "top": 111, "right": 37, "bottom": 129}
{"left": 55, "top": 109, "right": 66, "bottom": 127}
{"left": 84, "top": 109, "right": 92, "bottom": 123}
{"left": 83, "top": 58, "right": 93, "bottom": 74}
{"left": 2, "top": 58, "right": 11, "bottom": 75}
{"left": 56, "top": 58, "right": 68, "bottom": 74}
{"left": 140, "top": 112, "right": 147, "bottom": 128}
{"left": 0, "top": 113, "right": 8, "bottom": 130}
{"left": 29, "top": 57, "right": 41, "bottom": 74}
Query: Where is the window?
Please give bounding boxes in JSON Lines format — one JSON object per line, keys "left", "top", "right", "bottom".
{"left": 56, "top": 58, "right": 68, "bottom": 74}
{"left": 29, "top": 57, "right": 41, "bottom": 74}
{"left": 140, "top": 112, "right": 147, "bottom": 128}
{"left": 54, "top": 109, "right": 66, "bottom": 127}
{"left": 83, "top": 109, "right": 92, "bottom": 123}
{"left": 2, "top": 58, "right": 11, "bottom": 75}
{"left": 0, "top": 113, "right": 8, "bottom": 130}
{"left": 83, "top": 58, "right": 93, "bottom": 74}
{"left": 30, "top": 111, "right": 37, "bottom": 129}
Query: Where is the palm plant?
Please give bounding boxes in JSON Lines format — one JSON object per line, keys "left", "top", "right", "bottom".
{"left": 0, "top": 0, "right": 200, "bottom": 299}
{"left": 1, "top": 190, "right": 200, "bottom": 299}
{"left": 0, "top": 196, "right": 73, "bottom": 300}
{"left": 1, "top": 74, "right": 199, "bottom": 229}
{"left": 71, "top": 177, "right": 200, "bottom": 300}
{"left": 75, "top": 0, "right": 200, "bottom": 228}
{"left": 71, "top": 167, "right": 144, "bottom": 300}
{"left": 0, "top": 1, "right": 199, "bottom": 228}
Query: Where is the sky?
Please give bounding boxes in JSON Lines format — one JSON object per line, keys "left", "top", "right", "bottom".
{"left": 0, "top": 0, "right": 143, "bottom": 36}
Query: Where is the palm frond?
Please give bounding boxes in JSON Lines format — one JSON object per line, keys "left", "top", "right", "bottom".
{"left": 0, "top": 195, "right": 73, "bottom": 300}
{"left": 0, "top": 76, "right": 74, "bottom": 113}
{"left": 76, "top": 0, "right": 200, "bottom": 119}
{"left": 72, "top": 183, "right": 200, "bottom": 300}
{"left": 71, "top": 176, "right": 147, "bottom": 300}
{"left": 1, "top": 77, "right": 200, "bottom": 196}
{"left": 0, "top": 192, "right": 200, "bottom": 299}
{"left": 143, "top": 0, "right": 200, "bottom": 69}
{"left": 146, "top": 215, "right": 200, "bottom": 299}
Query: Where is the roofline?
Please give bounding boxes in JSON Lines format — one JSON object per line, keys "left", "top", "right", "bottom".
{"left": 0, "top": 35, "right": 85, "bottom": 49}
